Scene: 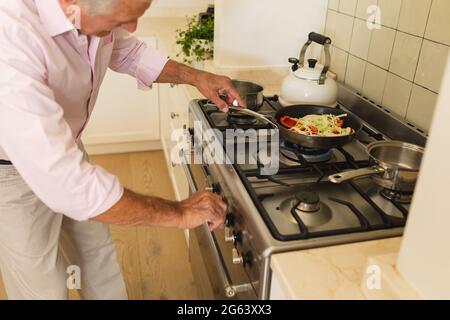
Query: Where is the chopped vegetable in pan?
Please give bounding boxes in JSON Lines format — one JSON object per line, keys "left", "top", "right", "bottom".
{"left": 280, "top": 114, "right": 354, "bottom": 137}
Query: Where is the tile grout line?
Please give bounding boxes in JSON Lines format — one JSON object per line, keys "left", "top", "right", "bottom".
{"left": 342, "top": 7, "right": 357, "bottom": 86}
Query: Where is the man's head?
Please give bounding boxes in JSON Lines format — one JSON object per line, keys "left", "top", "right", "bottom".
{"left": 59, "top": 0, "right": 152, "bottom": 37}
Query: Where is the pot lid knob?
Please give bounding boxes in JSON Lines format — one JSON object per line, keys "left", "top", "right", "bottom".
{"left": 308, "top": 59, "right": 318, "bottom": 69}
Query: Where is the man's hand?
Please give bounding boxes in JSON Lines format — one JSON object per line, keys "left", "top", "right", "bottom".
{"left": 193, "top": 71, "right": 246, "bottom": 112}
{"left": 91, "top": 189, "right": 227, "bottom": 231}
{"left": 156, "top": 60, "right": 245, "bottom": 112}
{"left": 177, "top": 191, "right": 228, "bottom": 230}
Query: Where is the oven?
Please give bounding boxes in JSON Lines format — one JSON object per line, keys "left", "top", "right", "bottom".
{"left": 181, "top": 150, "right": 259, "bottom": 300}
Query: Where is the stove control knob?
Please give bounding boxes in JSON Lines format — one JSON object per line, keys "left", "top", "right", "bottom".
{"left": 225, "top": 213, "right": 234, "bottom": 227}
{"left": 233, "top": 231, "right": 243, "bottom": 243}
{"left": 224, "top": 227, "right": 235, "bottom": 243}
{"left": 232, "top": 248, "right": 244, "bottom": 265}
{"left": 205, "top": 183, "right": 220, "bottom": 194}
{"left": 225, "top": 228, "right": 242, "bottom": 244}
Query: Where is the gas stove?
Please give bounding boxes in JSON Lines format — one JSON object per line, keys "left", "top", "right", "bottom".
{"left": 186, "top": 84, "right": 427, "bottom": 300}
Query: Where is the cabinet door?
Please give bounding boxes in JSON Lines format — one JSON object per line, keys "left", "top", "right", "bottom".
{"left": 160, "top": 84, "right": 191, "bottom": 201}
{"left": 83, "top": 37, "right": 160, "bottom": 147}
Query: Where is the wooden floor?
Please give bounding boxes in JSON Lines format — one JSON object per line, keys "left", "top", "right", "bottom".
{"left": 0, "top": 151, "right": 198, "bottom": 300}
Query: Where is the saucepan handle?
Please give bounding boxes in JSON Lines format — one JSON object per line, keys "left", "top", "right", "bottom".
{"left": 228, "top": 106, "right": 279, "bottom": 129}
{"left": 328, "top": 166, "right": 385, "bottom": 184}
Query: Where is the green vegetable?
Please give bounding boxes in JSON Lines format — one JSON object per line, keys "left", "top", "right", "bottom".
{"left": 289, "top": 114, "right": 353, "bottom": 136}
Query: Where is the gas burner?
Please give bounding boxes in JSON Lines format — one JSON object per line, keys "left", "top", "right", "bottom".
{"left": 295, "top": 191, "right": 321, "bottom": 212}
{"left": 380, "top": 189, "right": 413, "bottom": 204}
{"left": 227, "top": 110, "right": 258, "bottom": 125}
{"left": 280, "top": 140, "right": 333, "bottom": 164}
{"left": 278, "top": 191, "right": 332, "bottom": 228}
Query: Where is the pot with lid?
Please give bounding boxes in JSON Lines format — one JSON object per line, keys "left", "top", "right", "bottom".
{"left": 280, "top": 32, "right": 338, "bottom": 108}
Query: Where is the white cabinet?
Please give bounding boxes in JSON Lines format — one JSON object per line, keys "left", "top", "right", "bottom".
{"left": 83, "top": 36, "right": 161, "bottom": 155}
{"left": 160, "top": 83, "right": 190, "bottom": 201}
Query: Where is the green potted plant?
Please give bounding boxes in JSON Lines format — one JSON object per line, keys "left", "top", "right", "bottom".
{"left": 176, "top": 14, "right": 214, "bottom": 68}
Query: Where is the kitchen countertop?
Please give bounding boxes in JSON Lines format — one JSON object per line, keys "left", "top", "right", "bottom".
{"left": 137, "top": 16, "right": 414, "bottom": 300}
{"left": 270, "top": 237, "right": 417, "bottom": 300}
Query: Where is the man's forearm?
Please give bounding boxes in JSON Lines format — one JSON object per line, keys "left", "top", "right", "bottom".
{"left": 91, "top": 189, "right": 182, "bottom": 228}
{"left": 154, "top": 59, "right": 245, "bottom": 110}
{"left": 155, "top": 59, "right": 200, "bottom": 86}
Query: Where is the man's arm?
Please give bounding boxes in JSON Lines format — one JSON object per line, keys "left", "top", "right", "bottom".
{"left": 108, "top": 28, "right": 245, "bottom": 111}
{"left": 0, "top": 26, "right": 124, "bottom": 221}
{"left": 91, "top": 189, "right": 227, "bottom": 230}
{"left": 155, "top": 60, "right": 245, "bottom": 111}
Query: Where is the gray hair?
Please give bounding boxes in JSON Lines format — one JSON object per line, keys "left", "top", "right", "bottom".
{"left": 77, "top": 0, "right": 120, "bottom": 15}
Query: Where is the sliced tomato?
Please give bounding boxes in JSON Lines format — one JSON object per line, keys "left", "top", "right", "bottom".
{"left": 280, "top": 116, "right": 297, "bottom": 129}
{"left": 309, "top": 125, "right": 318, "bottom": 134}
{"left": 337, "top": 120, "right": 344, "bottom": 127}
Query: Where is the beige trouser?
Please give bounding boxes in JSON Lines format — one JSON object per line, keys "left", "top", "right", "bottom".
{"left": 0, "top": 158, "right": 128, "bottom": 300}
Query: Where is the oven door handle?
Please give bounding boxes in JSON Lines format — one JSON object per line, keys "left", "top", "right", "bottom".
{"left": 179, "top": 149, "right": 237, "bottom": 298}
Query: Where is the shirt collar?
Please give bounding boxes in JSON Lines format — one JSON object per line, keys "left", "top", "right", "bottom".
{"left": 35, "top": 0, "right": 76, "bottom": 37}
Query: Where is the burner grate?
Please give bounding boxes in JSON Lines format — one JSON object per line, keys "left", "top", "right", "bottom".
{"left": 199, "top": 97, "right": 280, "bottom": 131}
{"left": 234, "top": 139, "right": 408, "bottom": 241}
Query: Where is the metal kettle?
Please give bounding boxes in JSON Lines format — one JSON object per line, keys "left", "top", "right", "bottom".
{"left": 280, "top": 32, "right": 338, "bottom": 107}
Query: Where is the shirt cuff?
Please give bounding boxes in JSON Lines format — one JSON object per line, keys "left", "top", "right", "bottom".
{"left": 85, "top": 173, "right": 125, "bottom": 220}
{"left": 136, "top": 46, "right": 169, "bottom": 90}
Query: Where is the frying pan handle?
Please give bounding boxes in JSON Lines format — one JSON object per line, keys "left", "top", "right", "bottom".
{"left": 228, "top": 106, "right": 279, "bottom": 129}
{"left": 328, "top": 166, "right": 385, "bottom": 184}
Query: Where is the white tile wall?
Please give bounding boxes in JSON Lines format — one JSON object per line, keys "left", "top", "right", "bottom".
{"left": 389, "top": 32, "right": 422, "bottom": 81}
{"left": 397, "top": 0, "right": 432, "bottom": 37}
{"left": 325, "top": 0, "right": 450, "bottom": 132}
{"left": 367, "top": 26, "right": 396, "bottom": 69}
{"left": 345, "top": 55, "right": 367, "bottom": 91}
{"left": 415, "top": 40, "right": 450, "bottom": 93}
{"left": 425, "top": 0, "right": 450, "bottom": 46}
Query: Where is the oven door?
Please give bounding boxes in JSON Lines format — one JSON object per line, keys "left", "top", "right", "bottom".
{"left": 180, "top": 149, "right": 258, "bottom": 300}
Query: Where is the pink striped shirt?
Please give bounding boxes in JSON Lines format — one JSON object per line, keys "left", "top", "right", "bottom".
{"left": 0, "top": 0, "right": 169, "bottom": 220}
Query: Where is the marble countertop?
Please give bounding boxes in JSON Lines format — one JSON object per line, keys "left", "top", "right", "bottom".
{"left": 136, "top": 16, "right": 410, "bottom": 300}
{"left": 270, "top": 238, "right": 411, "bottom": 300}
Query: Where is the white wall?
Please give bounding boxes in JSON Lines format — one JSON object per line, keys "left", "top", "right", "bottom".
{"left": 397, "top": 53, "right": 450, "bottom": 299}
{"left": 146, "top": 0, "right": 213, "bottom": 17}
{"left": 214, "top": 0, "right": 328, "bottom": 69}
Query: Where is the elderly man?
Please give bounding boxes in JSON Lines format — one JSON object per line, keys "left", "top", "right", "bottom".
{"left": 0, "top": 0, "right": 243, "bottom": 300}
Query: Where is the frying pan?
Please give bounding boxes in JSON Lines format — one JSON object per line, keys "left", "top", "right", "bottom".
{"left": 228, "top": 105, "right": 362, "bottom": 149}
{"left": 328, "top": 141, "right": 424, "bottom": 192}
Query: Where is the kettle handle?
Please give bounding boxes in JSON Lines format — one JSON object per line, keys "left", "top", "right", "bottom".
{"left": 297, "top": 32, "right": 332, "bottom": 85}
{"left": 309, "top": 32, "right": 332, "bottom": 46}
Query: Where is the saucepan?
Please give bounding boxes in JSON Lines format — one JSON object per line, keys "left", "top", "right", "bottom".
{"left": 228, "top": 104, "right": 362, "bottom": 149}
{"left": 328, "top": 141, "right": 425, "bottom": 192}
{"left": 230, "top": 80, "right": 264, "bottom": 111}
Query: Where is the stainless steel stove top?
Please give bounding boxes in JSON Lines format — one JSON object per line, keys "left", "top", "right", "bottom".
{"left": 186, "top": 84, "right": 427, "bottom": 300}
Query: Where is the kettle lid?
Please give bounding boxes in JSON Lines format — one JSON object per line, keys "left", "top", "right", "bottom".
{"left": 293, "top": 59, "right": 324, "bottom": 81}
